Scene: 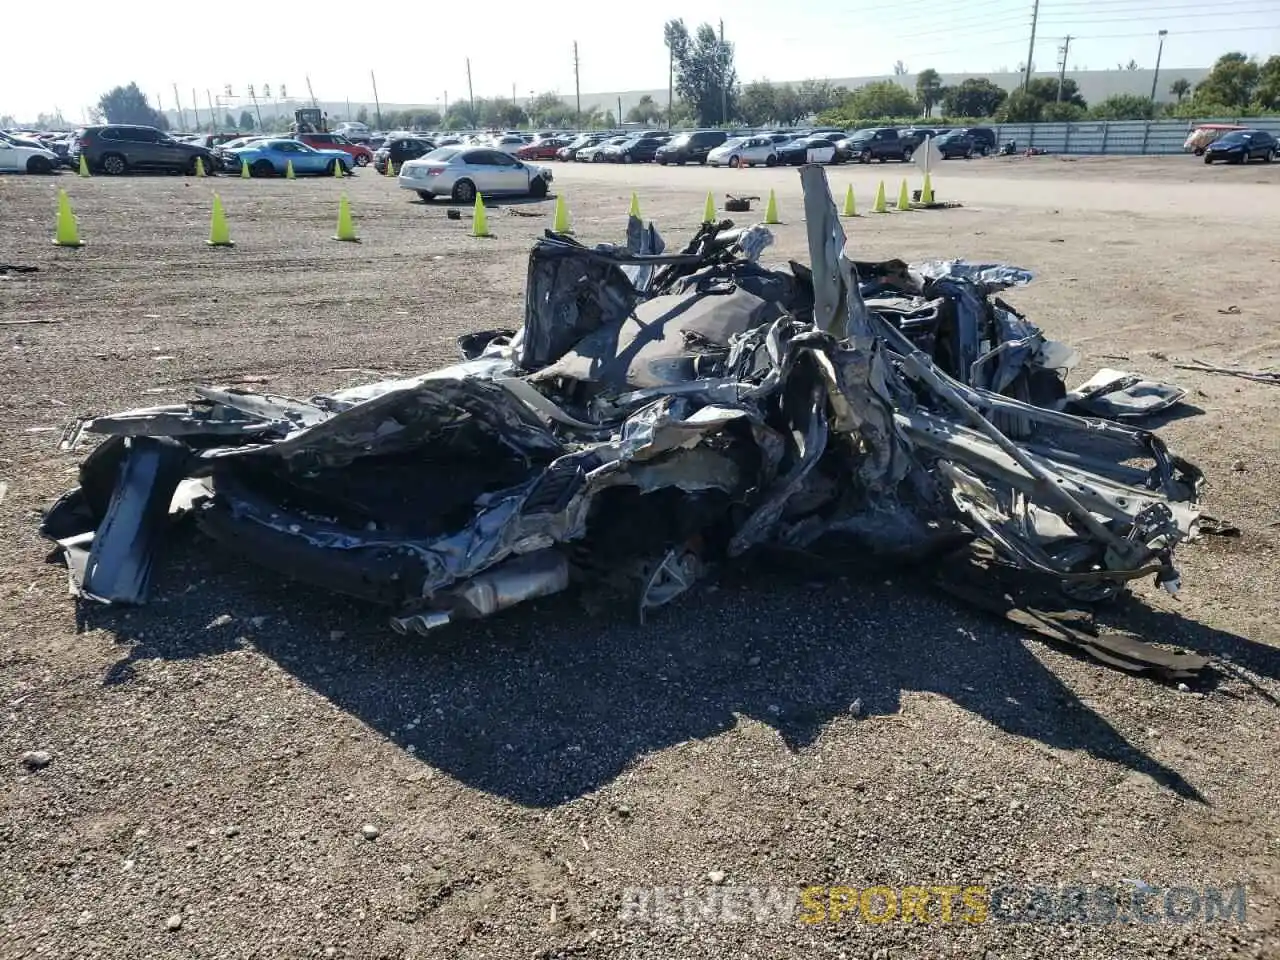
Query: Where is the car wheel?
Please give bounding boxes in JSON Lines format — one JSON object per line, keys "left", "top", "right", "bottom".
{"left": 1265, "top": 148, "right": 1276, "bottom": 163}
{"left": 1204, "top": 155, "right": 1213, "bottom": 164}
{"left": 101, "top": 153, "right": 126, "bottom": 175}
{"left": 528, "top": 176, "right": 548, "bottom": 199}
{"left": 860, "top": 149, "right": 872, "bottom": 163}
{"left": 326, "top": 159, "right": 341, "bottom": 176}
{"left": 417, "top": 191, "right": 433, "bottom": 202}
{"left": 252, "top": 159, "right": 274, "bottom": 177}
{"left": 355, "top": 154, "right": 370, "bottom": 166}
{"left": 1235, "top": 152, "right": 1247, "bottom": 164}
{"left": 452, "top": 178, "right": 476, "bottom": 203}
{"left": 978, "top": 145, "right": 989, "bottom": 157}
{"left": 728, "top": 155, "right": 740, "bottom": 168}
{"left": 765, "top": 154, "right": 777, "bottom": 167}
{"left": 26, "top": 156, "right": 54, "bottom": 174}
{"left": 623, "top": 154, "right": 633, "bottom": 163}
{"left": 902, "top": 148, "right": 913, "bottom": 162}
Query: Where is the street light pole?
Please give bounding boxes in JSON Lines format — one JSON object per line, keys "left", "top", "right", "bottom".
{"left": 1149, "top": 29, "right": 1168, "bottom": 104}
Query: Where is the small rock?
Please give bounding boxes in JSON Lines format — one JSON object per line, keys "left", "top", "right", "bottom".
{"left": 19, "top": 750, "right": 52, "bottom": 770}
{"left": 1145, "top": 727, "right": 1158, "bottom": 738}
{"left": 249, "top": 616, "right": 268, "bottom": 629}
{"left": 165, "top": 914, "right": 183, "bottom": 931}
{"left": 767, "top": 704, "right": 781, "bottom": 715}
{"left": 848, "top": 698, "right": 863, "bottom": 718}
{"left": 224, "top": 826, "right": 240, "bottom": 838}
{"left": 361, "top": 824, "right": 380, "bottom": 841}
{"left": 324, "top": 949, "right": 337, "bottom": 959}
{"left": 330, "top": 630, "right": 346, "bottom": 642}
{"left": 206, "top": 614, "right": 234, "bottom": 630}
{"left": 1177, "top": 682, "right": 1190, "bottom": 693}
{"left": 1232, "top": 460, "right": 1246, "bottom": 472}
{"left": 615, "top": 804, "right": 631, "bottom": 818}
{"left": 746, "top": 655, "right": 761, "bottom": 667}
{"left": 184, "top": 840, "right": 198, "bottom": 851}
{"left": 707, "top": 869, "right": 727, "bottom": 885}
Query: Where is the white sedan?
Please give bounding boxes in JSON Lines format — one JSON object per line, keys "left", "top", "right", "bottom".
{"left": 577, "top": 136, "right": 629, "bottom": 162}
{"left": 399, "top": 146, "right": 553, "bottom": 203}
{"left": 707, "top": 135, "right": 782, "bottom": 168}
{"left": 0, "top": 131, "right": 60, "bottom": 173}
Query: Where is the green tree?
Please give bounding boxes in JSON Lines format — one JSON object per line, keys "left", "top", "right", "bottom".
{"left": 98, "top": 82, "right": 169, "bottom": 128}
{"left": 626, "top": 94, "right": 664, "bottom": 125}
{"left": 664, "top": 18, "right": 737, "bottom": 126}
{"left": 774, "top": 83, "right": 807, "bottom": 124}
{"left": 915, "top": 68, "right": 943, "bottom": 117}
{"left": 445, "top": 99, "right": 481, "bottom": 129}
{"left": 481, "top": 98, "right": 527, "bottom": 128}
{"left": 1193, "top": 53, "right": 1260, "bottom": 110}
{"left": 1026, "top": 77, "right": 1087, "bottom": 109}
{"left": 224, "top": 112, "right": 236, "bottom": 130}
{"left": 842, "top": 80, "right": 918, "bottom": 119}
{"left": 797, "top": 79, "right": 843, "bottom": 117}
{"left": 940, "top": 78, "right": 1007, "bottom": 118}
{"left": 1041, "top": 102, "right": 1086, "bottom": 122}
{"left": 541, "top": 103, "right": 579, "bottom": 127}
{"left": 997, "top": 90, "right": 1043, "bottom": 122}
{"left": 1089, "top": 94, "right": 1155, "bottom": 120}
{"left": 356, "top": 106, "right": 370, "bottom": 124}
{"left": 1253, "top": 55, "right": 1280, "bottom": 110}
{"left": 528, "top": 92, "right": 566, "bottom": 125}
{"left": 410, "top": 110, "right": 442, "bottom": 129}
{"left": 0, "top": 114, "right": 15, "bottom": 128}
{"left": 238, "top": 110, "right": 255, "bottom": 131}
{"left": 1169, "top": 78, "right": 1192, "bottom": 103}
{"left": 736, "top": 81, "right": 775, "bottom": 125}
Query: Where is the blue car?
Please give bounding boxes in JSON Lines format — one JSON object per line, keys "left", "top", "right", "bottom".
{"left": 227, "top": 138, "right": 353, "bottom": 177}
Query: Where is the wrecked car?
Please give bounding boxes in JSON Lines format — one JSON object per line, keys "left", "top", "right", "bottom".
{"left": 42, "top": 167, "right": 1208, "bottom": 678}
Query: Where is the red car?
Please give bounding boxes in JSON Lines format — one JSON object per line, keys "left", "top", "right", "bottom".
{"left": 517, "top": 137, "right": 568, "bottom": 161}
{"left": 297, "top": 132, "right": 374, "bottom": 167}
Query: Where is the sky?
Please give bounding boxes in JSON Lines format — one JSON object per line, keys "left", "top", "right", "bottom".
{"left": 3, "top": 0, "right": 1277, "bottom": 121}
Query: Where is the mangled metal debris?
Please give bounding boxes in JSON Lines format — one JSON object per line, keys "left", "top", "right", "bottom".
{"left": 42, "top": 167, "right": 1211, "bottom": 677}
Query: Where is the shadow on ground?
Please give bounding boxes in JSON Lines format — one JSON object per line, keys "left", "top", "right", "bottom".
{"left": 72, "top": 535, "right": 1276, "bottom": 808}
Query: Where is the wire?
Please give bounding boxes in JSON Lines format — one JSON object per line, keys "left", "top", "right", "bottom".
{"left": 1041, "top": 9, "right": 1276, "bottom": 25}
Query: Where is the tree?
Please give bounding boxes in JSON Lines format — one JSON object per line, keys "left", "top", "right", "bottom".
{"left": 1193, "top": 53, "right": 1260, "bottom": 110}
{"left": 356, "top": 106, "right": 370, "bottom": 124}
{"left": 841, "top": 81, "right": 918, "bottom": 120}
{"left": 410, "top": 110, "right": 442, "bottom": 130}
{"left": 528, "top": 92, "right": 565, "bottom": 125}
{"left": 664, "top": 18, "right": 737, "bottom": 126}
{"left": 1026, "top": 77, "right": 1086, "bottom": 109}
{"left": 481, "top": 98, "right": 527, "bottom": 128}
{"left": 940, "top": 78, "right": 1007, "bottom": 118}
{"left": 1089, "top": 94, "right": 1155, "bottom": 120}
{"left": 1169, "top": 78, "right": 1192, "bottom": 103}
{"left": 774, "top": 83, "right": 807, "bottom": 124}
{"left": 97, "top": 82, "right": 169, "bottom": 129}
{"left": 797, "top": 79, "right": 843, "bottom": 117}
{"left": 238, "top": 110, "right": 255, "bottom": 131}
{"left": 224, "top": 112, "right": 237, "bottom": 130}
{"left": 602, "top": 110, "right": 617, "bottom": 127}
{"left": 893, "top": 61, "right": 908, "bottom": 76}
{"left": 1251, "top": 55, "right": 1280, "bottom": 111}
{"left": 1041, "top": 102, "right": 1086, "bottom": 122}
{"left": 996, "top": 90, "right": 1042, "bottom": 122}
{"left": 626, "top": 94, "right": 664, "bottom": 125}
{"left": 915, "top": 68, "right": 943, "bottom": 117}
{"left": 1125, "top": 59, "right": 1140, "bottom": 71}
{"left": 737, "top": 81, "right": 777, "bottom": 125}
{"left": 540, "top": 102, "right": 580, "bottom": 127}
{"left": 445, "top": 100, "right": 481, "bottom": 129}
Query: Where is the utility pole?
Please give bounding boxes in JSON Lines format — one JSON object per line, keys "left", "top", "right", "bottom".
{"left": 1149, "top": 29, "right": 1169, "bottom": 104}
{"left": 618, "top": 96, "right": 622, "bottom": 126}
{"left": 1056, "top": 36, "right": 1072, "bottom": 101}
{"left": 173, "top": 83, "right": 185, "bottom": 131}
{"left": 371, "top": 70, "right": 383, "bottom": 129}
{"left": 192, "top": 88, "right": 202, "bottom": 131}
{"left": 248, "top": 85, "right": 263, "bottom": 130}
{"left": 1023, "top": 0, "right": 1040, "bottom": 92}
{"left": 719, "top": 19, "right": 728, "bottom": 125}
{"left": 573, "top": 42, "right": 581, "bottom": 126}
{"left": 466, "top": 58, "right": 476, "bottom": 127}
{"left": 667, "top": 42, "right": 674, "bottom": 129}
{"left": 206, "top": 90, "right": 215, "bottom": 129}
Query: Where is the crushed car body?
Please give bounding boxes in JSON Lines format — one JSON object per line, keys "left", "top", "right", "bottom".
{"left": 42, "top": 167, "right": 1209, "bottom": 677}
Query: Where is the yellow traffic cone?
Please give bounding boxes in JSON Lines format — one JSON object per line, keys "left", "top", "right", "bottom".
{"left": 764, "top": 189, "right": 780, "bottom": 225}
{"left": 702, "top": 192, "right": 715, "bottom": 223}
{"left": 195, "top": 156, "right": 206, "bottom": 178}
{"left": 842, "top": 184, "right": 857, "bottom": 217}
{"left": 78, "top": 154, "right": 90, "bottom": 177}
{"left": 873, "top": 181, "right": 888, "bottom": 214}
{"left": 333, "top": 159, "right": 343, "bottom": 179}
{"left": 553, "top": 194, "right": 572, "bottom": 233}
{"left": 52, "top": 189, "right": 83, "bottom": 247}
{"left": 207, "top": 193, "right": 233, "bottom": 247}
{"left": 333, "top": 195, "right": 358, "bottom": 242}
{"left": 386, "top": 159, "right": 396, "bottom": 177}
{"left": 897, "top": 179, "right": 911, "bottom": 212}
{"left": 921, "top": 172, "right": 934, "bottom": 205}
{"left": 472, "top": 193, "right": 490, "bottom": 237}
{"left": 285, "top": 160, "right": 296, "bottom": 180}
{"left": 628, "top": 192, "right": 641, "bottom": 219}
{"left": 240, "top": 160, "right": 250, "bottom": 179}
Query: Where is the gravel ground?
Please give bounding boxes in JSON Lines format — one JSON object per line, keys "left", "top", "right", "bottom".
{"left": 1, "top": 156, "right": 1278, "bottom": 959}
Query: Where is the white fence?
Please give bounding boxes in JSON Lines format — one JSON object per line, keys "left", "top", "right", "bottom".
{"left": 987, "top": 118, "right": 1280, "bottom": 156}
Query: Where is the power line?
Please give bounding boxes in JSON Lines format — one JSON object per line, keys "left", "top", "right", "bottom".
{"left": 1039, "top": 7, "right": 1277, "bottom": 25}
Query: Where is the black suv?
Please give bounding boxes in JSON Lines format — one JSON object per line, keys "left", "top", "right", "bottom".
{"left": 374, "top": 136, "right": 434, "bottom": 174}
{"left": 655, "top": 130, "right": 728, "bottom": 164}
{"left": 836, "top": 127, "right": 912, "bottom": 163}
{"left": 71, "top": 125, "right": 217, "bottom": 175}
{"left": 960, "top": 127, "right": 996, "bottom": 156}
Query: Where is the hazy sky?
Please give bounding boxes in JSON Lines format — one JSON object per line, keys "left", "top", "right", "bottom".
{"left": 4, "top": 0, "right": 1277, "bottom": 120}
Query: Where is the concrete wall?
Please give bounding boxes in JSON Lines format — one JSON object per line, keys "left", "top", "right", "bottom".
{"left": 988, "top": 116, "right": 1280, "bottom": 155}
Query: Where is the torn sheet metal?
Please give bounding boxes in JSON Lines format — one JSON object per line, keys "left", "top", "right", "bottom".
{"left": 1064, "top": 368, "right": 1187, "bottom": 420}
{"left": 40, "top": 168, "right": 1212, "bottom": 677}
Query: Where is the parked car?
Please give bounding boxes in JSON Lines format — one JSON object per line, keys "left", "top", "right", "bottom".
{"left": 517, "top": 137, "right": 568, "bottom": 161}
{"left": 228, "top": 138, "right": 353, "bottom": 177}
{"left": 70, "top": 124, "right": 217, "bottom": 175}
{"left": 707, "top": 135, "right": 783, "bottom": 168}
{"left": 556, "top": 135, "right": 604, "bottom": 161}
{"left": 398, "top": 146, "right": 552, "bottom": 202}
{"left": 901, "top": 128, "right": 945, "bottom": 150}
{"left": 836, "top": 128, "right": 910, "bottom": 163}
{"left": 374, "top": 136, "right": 435, "bottom": 174}
{"left": 655, "top": 130, "right": 729, "bottom": 165}
{"left": 213, "top": 136, "right": 269, "bottom": 169}
{"left": 297, "top": 132, "right": 374, "bottom": 166}
{"left": 776, "top": 136, "right": 837, "bottom": 166}
{"left": 1183, "top": 123, "right": 1246, "bottom": 155}
{"left": 605, "top": 136, "right": 664, "bottom": 163}
{"left": 334, "top": 121, "right": 371, "bottom": 143}
{"left": 933, "top": 131, "right": 976, "bottom": 159}
{"left": 490, "top": 135, "right": 529, "bottom": 156}
{"left": 959, "top": 126, "right": 997, "bottom": 156}
{"left": 188, "top": 132, "right": 246, "bottom": 150}
{"left": 578, "top": 136, "right": 629, "bottom": 162}
{"left": 0, "top": 130, "right": 60, "bottom": 173}
{"left": 1203, "top": 129, "right": 1278, "bottom": 164}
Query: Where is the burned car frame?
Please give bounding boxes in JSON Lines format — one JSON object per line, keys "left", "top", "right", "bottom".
{"left": 42, "top": 167, "right": 1208, "bottom": 677}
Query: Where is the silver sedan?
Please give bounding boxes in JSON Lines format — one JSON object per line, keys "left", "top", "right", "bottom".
{"left": 398, "top": 146, "right": 553, "bottom": 203}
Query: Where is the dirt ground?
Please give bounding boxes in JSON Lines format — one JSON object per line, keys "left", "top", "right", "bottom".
{"left": 1, "top": 155, "right": 1279, "bottom": 960}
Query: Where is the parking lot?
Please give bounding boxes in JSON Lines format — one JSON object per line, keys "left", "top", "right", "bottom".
{"left": 2, "top": 155, "right": 1279, "bottom": 959}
